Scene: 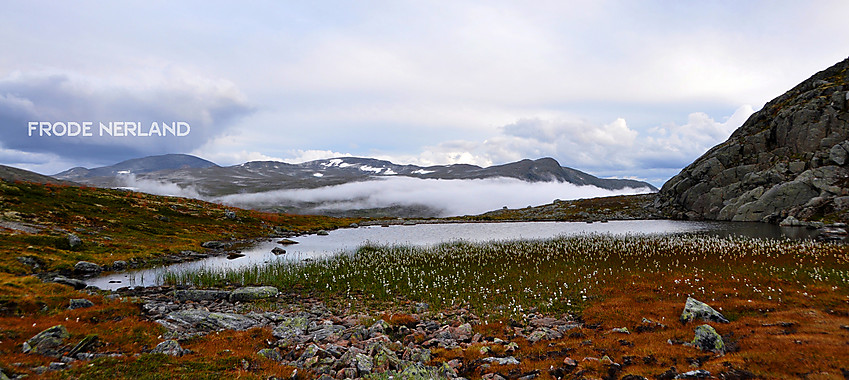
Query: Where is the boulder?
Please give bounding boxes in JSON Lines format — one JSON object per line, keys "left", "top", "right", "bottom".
{"left": 271, "top": 247, "right": 286, "bottom": 255}
{"left": 229, "top": 286, "right": 279, "bottom": 302}
{"left": 51, "top": 276, "right": 87, "bottom": 290}
{"left": 151, "top": 340, "right": 188, "bottom": 356}
{"left": 68, "top": 299, "right": 94, "bottom": 310}
{"left": 67, "top": 234, "right": 82, "bottom": 249}
{"left": 172, "top": 289, "right": 232, "bottom": 302}
{"left": 74, "top": 261, "right": 102, "bottom": 275}
{"left": 23, "top": 325, "right": 69, "bottom": 357}
{"left": 111, "top": 260, "right": 127, "bottom": 271}
{"left": 680, "top": 297, "right": 729, "bottom": 324}
{"left": 157, "top": 310, "right": 264, "bottom": 332}
{"left": 277, "top": 239, "right": 299, "bottom": 245}
{"left": 257, "top": 348, "right": 283, "bottom": 362}
{"left": 691, "top": 325, "right": 725, "bottom": 353}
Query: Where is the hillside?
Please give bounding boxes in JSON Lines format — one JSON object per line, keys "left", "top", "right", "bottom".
{"left": 656, "top": 57, "right": 849, "bottom": 223}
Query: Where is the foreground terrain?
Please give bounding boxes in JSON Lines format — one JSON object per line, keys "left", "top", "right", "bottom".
{"left": 0, "top": 181, "right": 847, "bottom": 379}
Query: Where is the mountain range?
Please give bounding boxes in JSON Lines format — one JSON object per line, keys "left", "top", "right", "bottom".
{"left": 54, "top": 155, "right": 655, "bottom": 195}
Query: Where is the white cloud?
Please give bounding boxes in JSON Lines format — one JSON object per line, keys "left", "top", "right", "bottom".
{"left": 213, "top": 176, "right": 653, "bottom": 217}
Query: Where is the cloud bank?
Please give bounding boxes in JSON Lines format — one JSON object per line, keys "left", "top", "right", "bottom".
{"left": 212, "top": 176, "right": 654, "bottom": 217}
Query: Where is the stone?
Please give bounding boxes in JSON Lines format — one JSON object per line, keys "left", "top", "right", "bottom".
{"left": 68, "top": 335, "right": 99, "bottom": 357}
{"left": 272, "top": 316, "right": 309, "bottom": 340}
{"left": 158, "top": 310, "right": 263, "bottom": 332}
{"left": 51, "top": 276, "right": 87, "bottom": 290}
{"left": 151, "top": 340, "right": 187, "bottom": 356}
{"left": 316, "top": 230, "right": 329, "bottom": 236}
{"left": 201, "top": 240, "right": 229, "bottom": 249}
{"left": 354, "top": 353, "right": 373, "bottom": 374}
{"left": 610, "top": 327, "right": 630, "bottom": 334}
{"left": 680, "top": 297, "right": 729, "bottom": 324}
{"left": 229, "top": 286, "right": 279, "bottom": 302}
{"left": 68, "top": 299, "right": 94, "bottom": 310}
{"left": 271, "top": 247, "right": 286, "bottom": 255}
{"left": 692, "top": 324, "right": 725, "bottom": 353}
{"left": 67, "top": 234, "right": 82, "bottom": 248}
{"left": 676, "top": 369, "right": 712, "bottom": 379}
{"left": 172, "top": 289, "right": 232, "bottom": 302}
{"left": 73, "top": 261, "right": 102, "bottom": 274}
{"left": 23, "top": 325, "right": 69, "bottom": 357}
{"left": 779, "top": 215, "right": 803, "bottom": 226}
{"left": 111, "top": 260, "right": 127, "bottom": 271}
{"left": 482, "top": 356, "right": 520, "bottom": 365}
{"left": 277, "top": 239, "right": 299, "bottom": 245}
{"left": 224, "top": 210, "right": 237, "bottom": 219}
{"left": 16, "top": 256, "right": 44, "bottom": 271}
{"left": 257, "top": 348, "right": 283, "bottom": 362}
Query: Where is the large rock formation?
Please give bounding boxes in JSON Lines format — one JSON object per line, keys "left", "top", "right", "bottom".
{"left": 657, "top": 57, "right": 849, "bottom": 223}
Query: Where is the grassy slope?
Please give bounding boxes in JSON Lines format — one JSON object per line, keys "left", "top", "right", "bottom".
{"left": 0, "top": 180, "right": 357, "bottom": 378}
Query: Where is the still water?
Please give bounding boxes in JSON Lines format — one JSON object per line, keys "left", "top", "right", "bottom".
{"left": 86, "top": 220, "right": 817, "bottom": 290}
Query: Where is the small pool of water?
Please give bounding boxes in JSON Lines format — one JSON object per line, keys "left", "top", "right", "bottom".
{"left": 86, "top": 220, "right": 818, "bottom": 290}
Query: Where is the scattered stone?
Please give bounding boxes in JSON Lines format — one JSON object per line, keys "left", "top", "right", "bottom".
{"left": 692, "top": 324, "right": 725, "bottom": 353}
{"left": 68, "top": 335, "right": 99, "bottom": 357}
{"left": 656, "top": 367, "right": 679, "bottom": 380}
{"left": 230, "top": 286, "right": 279, "bottom": 302}
{"left": 68, "top": 299, "right": 94, "bottom": 310}
{"left": 680, "top": 297, "right": 729, "bottom": 324}
{"left": 316, "top": 230, "right": 329, "bottom": 236}
{"left": 201, "top": 240, "right": 229, "bottom": 249}
{"left": 73, "top": 261, "right": 102, "bottom": 275}
{"left": 718, "top": 368, "right": 758, "bottom": 380}
{"left": 610, "top": 327, "right": 631, "bottom": 334}
{"left": 271, "top": 247, "right": 286, "bottom": 255}
{"left": 415, "top": 302, "right": 429, "bottom": 313}
{"left": 157, "top": 310, "right": 264, "bottom": 332}
{"left": 16, "top": 256, "right": 44, "bottom": 271}
{"left": 67, "top": 234, "right": 82, "bottom": 248}
{"left": 23, "top": 325, "right": 69, "bottom": 357}
{"left": 277, "top": 239, "right": 299, "bottom": 245}
{"left": 621, "top": 376, "right": 649, "bottom": 380}
{"left": 151, "top": 340, "right": 188, "bottom": 356}
{"left": 224, "top": 210, "right": 237, "bottom": 219}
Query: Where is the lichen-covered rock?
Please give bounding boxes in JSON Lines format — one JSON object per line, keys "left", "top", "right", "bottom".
{"left": 229, "top": 286, "right": 279, "bottom": 302}
{"left": 657, "top": 57, "right": 849, "bottom": 224}
{"left": 257, "top": 348, "right": 283, "bottom": 362}
{"left": 172, "top": 289, "right": 232, "bottom": 302}
{"left": 68, "top": 299, "right": 94, "bottom": 310}
{"left": 692, "top": 325, "right": 725, "bottom": 353}
{"left": 157, "top": 310, "right": 263, "bottom": 332}
{"left": 23, "top": 325, "right": 69, "bottom": 357}
{"left": 68, "top": 233, "right": 82, "bottom": 248}
{"left": 680, "top": 297, "right": 729, "bottom": 324}
{"left": 151, "top": 340, "right": 187, "bottom": 356}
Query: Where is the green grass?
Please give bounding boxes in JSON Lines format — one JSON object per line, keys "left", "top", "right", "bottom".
{"left": 162, "top": 235, "right": 849, "bottom": 318}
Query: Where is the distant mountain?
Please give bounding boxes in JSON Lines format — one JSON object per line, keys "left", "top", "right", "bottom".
{"left": 54, "top": 155, "right": 656, "bottom": 194}
{"left": 54, "top": 154, "right": 218, "bottom": 180}
{"left": 0, "top": 165, "right": 75, "bottom": 185}
{"left": 51, "top": 154, "right": 655, "bottom": 217}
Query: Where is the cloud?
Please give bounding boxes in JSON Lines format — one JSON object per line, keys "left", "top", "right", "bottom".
{"left": 212, "top": 176, "right": 653, "bottom": 217}
{"left": 0, "top": 69, "right": 254, "bottom": 165}
{"left": 116, "top": 173, "right": 202, "bottom": 199}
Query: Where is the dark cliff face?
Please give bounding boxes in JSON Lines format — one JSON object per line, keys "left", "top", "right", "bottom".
{"left": 656, "top": 57, "right": 849, "bottom": 223}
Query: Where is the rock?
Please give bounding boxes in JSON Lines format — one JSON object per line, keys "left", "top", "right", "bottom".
{"left": 656, "top": 57, "right": 849, "bottom": 222}
{"left": 277, "top": 239, "right": 299, "bottom": 245}
{"left": 68, "top": 234, "right": 82, "bottom": 248}
{"left": 692, "top": 324, "right": 725, "bottom": 353}
{"left": 610, "top": 327, "right": 630, "bottom": 334}
{"left": 373, "top": 345, "right": 401, "bottom": 370}
{"left": 68, "top": 299, "right": 94, "bottom": 310}
{"left": 415, "top": 302, "right": 429, "bottom": 313}
{"left": 272, "top": 316, "right": 309, "bottom": 340}
{"left": 16, "top": 256, "right": 44, "bottom": 271}
{"left": 717, "top": 368, "right": 758, "bottom": 380}
{"left": 354, "top": 353, "right": 373, "bottom": 374}
{"left": 257, "top": 348, "right": 283, "bottom": 362}
{"left": 271, "top": 247, "right": 286, "bottom": 255}
{"left": 111, "top": 260, "right": 127, "bottom": 271}
{"left": 172, "top": 289, "right": 232, "bottom": 302}
{"left": 68, "top": 334, "right": 99, "bottom": 357}
{"left": 482, "top": 356, "right": 520, "bottom": 365}
{"left": 158, "top": 310, "right": 263, "bottom": 332}
{"left": 151, "top": 340, "right": 187, "bottom": 356}
{"left": 201, "top": 240, "right": 229, "bottom": 249}
{"left": 23, "top": 325, "right": 69, "bottom": 357}
{"left": 316, "top": 230, "right": 329, "bottom": 236}
{"left": 676, "top": 369, "right": 712, "bottom": 379}
{"left": 621, "top": 376, "right": 649, "bottom": 380}
{"left": 74, "top": 261, "right": 102, "bottom": 275}
{"left": 680, "top": 297, "right": 729, "bottom": 324}
{"left": 224, "top": 210, "right": 237, "bottom": 219}
{"left": 51, "top": 276, "right": 87, "bottom": 290}
{"left": 229, "top": 286, "right": 279, "bottom": 302}
{"left": 779, "top": 215, "right": 803, "bottom": 226}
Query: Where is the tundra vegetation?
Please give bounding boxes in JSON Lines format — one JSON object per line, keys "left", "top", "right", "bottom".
{"left": 0, "top": 181, "right": 847, "bottom": 379}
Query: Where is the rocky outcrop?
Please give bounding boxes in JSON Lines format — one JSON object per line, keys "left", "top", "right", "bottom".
{"left": 680, "top": 297, "right": 729, "bottom": 324}
{"left": 657, "top": 57, "right": 849, "bottom": 223}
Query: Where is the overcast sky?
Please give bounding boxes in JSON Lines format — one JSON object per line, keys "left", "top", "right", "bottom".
{"left": 1, "top": 1, "right": 848, "bottom": 186}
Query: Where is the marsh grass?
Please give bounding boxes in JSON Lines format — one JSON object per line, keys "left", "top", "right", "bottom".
{"left": 162, "top": 235, "right": 849, "bottom": 318}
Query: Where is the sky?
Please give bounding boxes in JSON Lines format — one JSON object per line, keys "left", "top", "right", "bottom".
{"left": 1, "top": 1, "right": 848, "bottom": 187}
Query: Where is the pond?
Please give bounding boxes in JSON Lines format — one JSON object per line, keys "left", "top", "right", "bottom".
{"left": 86, "top": 219, "right": 818, "bottom": 290}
